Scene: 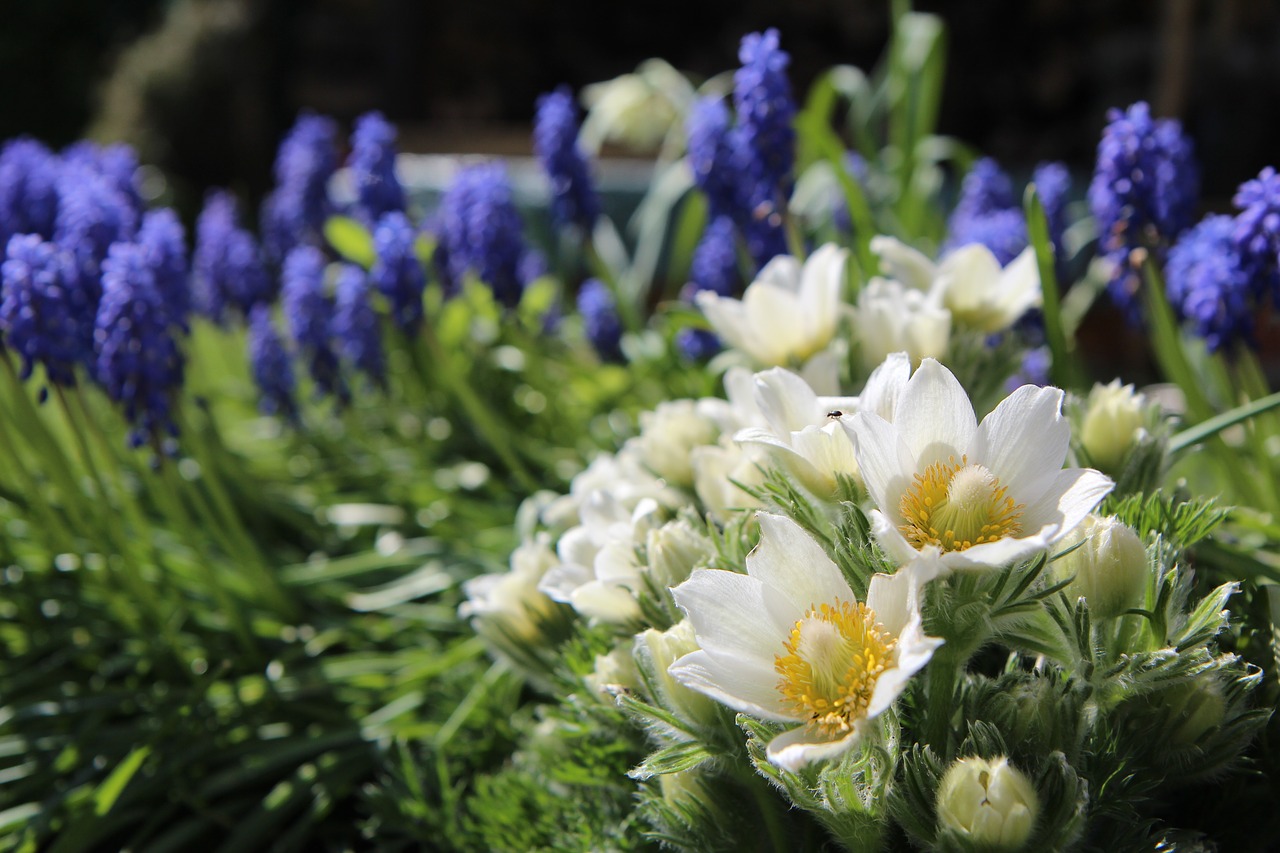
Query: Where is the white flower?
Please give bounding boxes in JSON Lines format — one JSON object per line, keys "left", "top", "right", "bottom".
{"left": 845, "top": 359, "right": 1114, "bottom": 574}
{"left": 540, "top": 448, "right": 685, "bottom": 528}
{"left": 669, "top": 513, "right": 942, "bottom": 771}
{"left": 870, "top": 236, "right": 1041, "bottom": 334}
{"left": 1055, "top": 514, "right": 1149, "bottom": 619}
{"left": 851, "top": 278, "right": 951, "bottom": 371}
{"left": 460, "top": 533, "right": 561, "bottom": 641}
{"left": 933, "top": 244, "right": 1040, "bottom": 334}
{"left": 538, "top": 494, "right": 664, "bottom": 623}
{"left": 631, "top": 399, "right": 731, "bottom": 488}
{"left": 733, "top": 367, "right": 860, "bottom": 496}
{"left": 697, "top": 244, "right": 846, "bottom": 368}
{"left": 691, "top": 442, "right": 765, "bottom": 519}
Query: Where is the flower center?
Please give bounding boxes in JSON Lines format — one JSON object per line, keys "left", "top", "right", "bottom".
{"left": 775, "top": 600, "right": 895, "bottom": 736}
{"left": 898, "top": 455, "right": 1023, "bottom": 552}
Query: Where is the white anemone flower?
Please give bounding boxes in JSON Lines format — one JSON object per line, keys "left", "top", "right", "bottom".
{"left": 933, "top": 244, "right": 1040, "bottom": 334}
{"left": 851, "top": 278, "right": 951, "bottom": 371}
{"left": 845, "top": 358, "right": 1114, "bottom": 574}
{"left": 696, "top": 243, "right": 846, "bottom": 368}
{"left": 669, "top": 513, "right": 943, "bottom": 772}
{"left": 869, "top": 236, "right": 1040, "bottom": 334}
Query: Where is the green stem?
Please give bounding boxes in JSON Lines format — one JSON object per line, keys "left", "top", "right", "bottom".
{"left": 0, "top": 397, "right": 75, "bottom": 552}
{"left": 417, "top": 322, "right": 540, "bottom": 494}
{"left": 171, "top": 402, "right": 297, "bottom": 620}
{"left": 152, "top": 446, "right": 257, "bottom": 657}
{"left": 1169, "top": 390, "right": 1280, "bottom": 455}
{"left": 1141, "top": 261, "right": 1215, "bottom": 423}
{"left": 925, "top": 645, "right": 958, "bottom": 757}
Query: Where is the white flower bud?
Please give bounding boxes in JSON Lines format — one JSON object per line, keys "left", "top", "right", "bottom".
{"left": 1080, "top": 380, "right": 1147, "bottom": 473}
{"left": 851, "top": 278, "right": 951, "bottom": 371}
{"left": 1155, "top": 680, "right": 1227, "bottom": 746}
{"left": 632, "top": 400, "right": 723, "bottom": 487}
{"left": 460, "top": 535, "right": 561, "bottom": 642}
{"left": 585, "top": 646, "right": 640, "bottom": 700}
{"left": 1056, "top": 514, "right": 1148, "bottom": 619}
{"left": 936, "top": 756, "right": 1039, "bottom": 851}
{"left": 646, "top": 519, "right": 712, "bottom": 589}
{"left": 636, "top": 621, "right": 718, "bottom": 728}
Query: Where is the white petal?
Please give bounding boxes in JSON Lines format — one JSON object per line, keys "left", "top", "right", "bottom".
{"left": 766, "top": 725, "right": 862, "bottom": 772}
{"left": 1020, "top": 468, "right": 1115, "bottom": 542}
{"left": 894, "top": 358, "right": 976, "bottom": 467}
{"left": 538, "top": 563, "right": 592, "bottom": 603}
{"left": 696, "top": 291, "right": 752, "bottom": 353}
{"left": 941, "top": 534, "right": 1056, "bottom": 572}
{"left": 669, "top": 649, "right": 797, "bottom": 723}
{"left": 969, "top": 385, "right": 1069, "bottom": 503}
{"left": 858, "top": 352, "right": 912, "bottom": 421}
{"left": 799, "top": 243, "right": 846, "bottom": 342}
{"left": 570, "top": 580, "right": 642, "bottom": 623}
{"left": 846, "top": 411, "right": 914, "bottom": 517}
{"left": 671, "top": 569, "right": 792, "bottom": 662}
{"left": 754, "top": 367, "right": 819, "bottom": 435}
{"left": 747, "top": 513, "right": 852, "bottom": 610}
{"left": 790, "top": 424, "right": 859, "bottom": 483}
{"left": 870, "top": 235, "right": 936, "bottom": 291}
{"left": 865, "top": 570, "right": 913, "bottom": 638}
{"left": 747, "top": 283, "right": 810, "bottom": 364}
{"left": 869, "top": 509, "right": 925, "bottom": 566}
{"left": 723, "top": 366, "right": 762, "bottom": 425}
{"left": 799, "top": 347, "right": 842, "bottom": 395}
{"left": 756, "top": 254, "right": 803, "bottom": 293}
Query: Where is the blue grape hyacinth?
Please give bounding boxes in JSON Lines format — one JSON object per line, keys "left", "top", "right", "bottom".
{"left": 1231, "top": 166, "right": 1280, "bottom": 303}
{"left": 687, "top": 96, "right": 744, "bottom": 221}
{"left": 534, "top": 86, "right": 600, "bottom": 231}
{"left": 734, "top": 29, "right": 796, "bottom": 198}
{"left": 0, "top": 138, "right": 61, "bottom": 244}
{"left": 262, "top": 113, "right": 339, "bottom": 260}
{"left": 246, "top": 304, "right": 298, "bottom": 421}
{"left": 281, "top": 245, "right": 348, "bottom": 405}
{"left": 1, "top": 234, "right": 87, "bottom": 389}
{"left": 348, "top": 111, "right": 406, "bottom": 224}
{"left": 438, "top": 163, "right": 527, "bottom": 307}
{"left": 687, "top": 215, "right": 739, "bottom": 298}
{"left": 194, "top": 190, "right": 274, "bottom": 322}
{"left": 55, "top": 164, "right": 139, "bottom": 280}
{"left": 1166, "top": 214, "right": 1254, "bottom": 353}
{"left": 95, "top": 240, "right": 186, "bottom": 447}
{"left": 371, "top": 211, "right": 426, "bottom": 332}
{"left": 137, "top": 208, "right": 190, "bottom": 331}
{"left": 333, "top": 263, "right": 385, "bottom": 387}
{"left": 577, "top": 277, "right": 623, "bottom": 362}
{"left": 1089, "top": 101, "right": 1199, "bottom": 319}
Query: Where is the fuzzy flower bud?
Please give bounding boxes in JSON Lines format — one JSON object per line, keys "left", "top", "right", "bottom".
{"left": 632, "top": 400, "right": 723, "bottom": 488}
{"left": 1079, "top": 379, "right": 1146, "bottom": 473}
{"left": 645, "top": 518, "right": 712, "bottom": 589}
{"left": 1055, "top": 514, "right": 1148, "bottom": 619}
{"left": 636, "top": 621, "right": 718, "bottom": 728}
{"left": 936, "top": 756, "right": 1039, "bottom": 851}
{"left": 585, "top": 646, "right": 640, "bottom": 700}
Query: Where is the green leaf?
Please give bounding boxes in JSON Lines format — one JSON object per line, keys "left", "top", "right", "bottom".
{"left": 1024, "top": 184, "right": 1077, "bottom": 389}
{"left": 93, "top": 745, "right": 150, "bottom": 817}
{"left": 323, "top": 216, "right": 376, "bottom": 269}
{"left": 1170, "top": 390, "right": 1280, "bottom": 454}
{"left": 628, "top": 741, "right": 713, "bottom": 780}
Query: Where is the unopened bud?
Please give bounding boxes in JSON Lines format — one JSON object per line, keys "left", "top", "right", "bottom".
{"left": 636, "top": 621, "right": 718, "bottom": 727}
{"left": 1080, "top": 380, "right": 1146, "bottom": 473}
{"left": 1056, "top": 514, "right": 1148, "bottom": 619}
{"left": 647, "top": 519, "right": 712, "bottom": 589}
{"left": 936, "top": 756, "right": 1039, "bottom": 851}
{"left": 585, "top": 646, "right": 640, "bottom": 700}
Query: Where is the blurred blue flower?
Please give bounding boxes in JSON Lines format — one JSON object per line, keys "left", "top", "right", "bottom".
{"left": 246, "top": 304, "right": 297, "bottom": 421}
{"left": 281, "top": 246, "right": 347, "bottom": 405}
{"left": 333, "top": 263, "right": 385, "bottom": 387}
{"left": 137, "top": 208, "right": 190, "bottom": 331}
{"left": 1231, "top": 166, "right": 1280, "bottom": 303}
{"left": 734, "top": 28, "right": 795, "bottom": 198}
{"left": 1088, "top": 102, "right": 1198, "bottom": 320}
{"left": 1033, "top": 161, "right": 1072, "bottom": 257}
{"left": 676, "top": 328, "right": 721, "bottom": 362}
{"left": 686, "top": 215, "right": 739, "bottom": 298}
{"left": 534, "top": 86, "right": 600, "bottom": 231}
{"left": 1005, "top": 347, "right": 1051, "bottom": 393}
{"left": 371, "top": 211, "right": 426, "bottom": 332}
{"left": 437, "top": 163, "right": 527, "bottom": 307}
{"left": 262, "top": 113, "right": 339, "bottom": 260}
{"left": 946, "top": 207, "right": 1028, "bottom": 266}
{"left": 0, "top": 137, "right": 60, "bottom": 244}
{"left": 61, "top": 140, "right": 144, "bottom": 217}
{"left": 687, "top": 96, "right": 743, "bottom": 221}
{"left": 577, "top": 277, "right": 623, "bottom": 362}
{"left": 1166, "top": 214, "right": 1254, "bottom": 352}
{"left": 55, "top": 164, "right": 139, "bottom": 281}
{"left": 194, "top": 190, "right": 273, "bottom": 322}
{"left": 1, "top": 234, "right": 86, "bottom": 388}
{"left": 95, "top": 240, "right": 185, "bottom": 447}
{"left": 349, "top": 111, "right": 406, "bottom": 224}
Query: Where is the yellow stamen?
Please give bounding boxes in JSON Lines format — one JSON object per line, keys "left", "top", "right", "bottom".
{"left": 898, "top": 455, "right": 1023, "bottom": 552}
{"left": 774, "top": 600, "right": 895, "bottom": 736}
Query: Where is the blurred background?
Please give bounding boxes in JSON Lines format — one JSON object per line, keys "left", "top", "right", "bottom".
{"left": 4, "top": 0, "right": 1279, "bottom": 219}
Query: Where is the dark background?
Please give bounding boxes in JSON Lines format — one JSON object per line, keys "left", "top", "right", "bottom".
{"left": 3, "top": 0, "right": 1279, "bottom": 213}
